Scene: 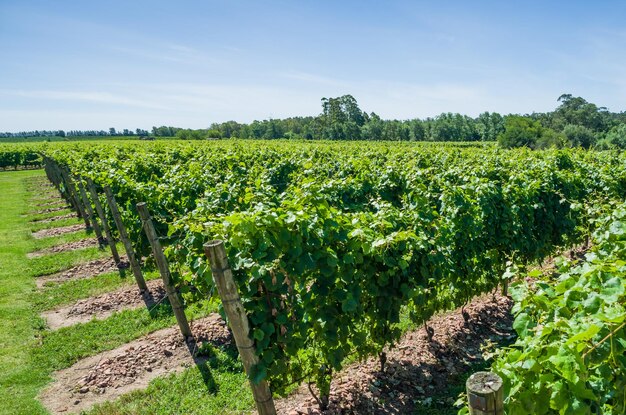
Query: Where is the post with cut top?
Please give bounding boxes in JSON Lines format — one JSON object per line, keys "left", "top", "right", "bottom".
{"left": 86, "top": 178, "right": 121, "bottom": 264}
{"left": 64, "top": 169, "right": 89, "bottom": 226}
{"left": 466, "top": 371, "right": 504, "bottom": 415}
{"left": 76, "top": 178, "right": 105, "bottom": 246}
{"left": 204, "top": 240, "right": 276, "bottom": 415}
{"left": 136, "top": 202, "right": 192, "bottom": 339}
{"left": 103, "top": 185, "right": 147, "bottom": 292}
{"left": 60, "top": 168, "right": 88, "bottom": 225}
{"left": 56, "top": 165, "right": 75, "bottom": 208}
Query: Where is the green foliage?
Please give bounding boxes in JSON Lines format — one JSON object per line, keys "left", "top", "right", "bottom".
{"left": 176, "top": 129, "right": 207, "bottom": 140}
{"left": 498, "top": 116, "right": 544, "bottom": 148}
{"left": 552, "top": 94, "right": 608, "bottom": 132}
{"left": 563, "top": 124, "right": 597, "bottom": 149}
{"left": 492, "top": 202, "right": 626, "bottom": 414}
{"left": 0, "top": 144, "right": 42, "bottom": 169}
{"left": 40, "top": 139, "right": 626, "bottom": 404}
{"left": 536, "top": 128, "right": 567, "bottom": 149}
{"left": 596, "top": 124, "right": 626, "bottom": 149}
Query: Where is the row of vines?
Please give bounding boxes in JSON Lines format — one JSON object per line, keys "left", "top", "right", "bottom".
{"left": 28, "top": 139, "right": 626, "bottom": 412}
{"left": 0, "top": 144, "right": 42, "bottom": 169}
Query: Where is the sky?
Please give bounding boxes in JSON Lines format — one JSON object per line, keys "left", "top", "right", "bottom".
{"left": 1, "top": 0, "right": 626, "bottom": 132}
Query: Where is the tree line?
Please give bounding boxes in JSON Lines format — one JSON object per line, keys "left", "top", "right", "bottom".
{"left": 206, "top": 95, "right": 506, "bottom": 142}
{"left": 0, "top": 128, "right": 152, "bottom": 139}
{"left": 498, "top": 94, "right": 626, "bottom": 149}
{"left": 206, "top": 94, "right": 626, "bottom": 148}
{"left": 2, "top": 93, "right": 625, "bottom": 148}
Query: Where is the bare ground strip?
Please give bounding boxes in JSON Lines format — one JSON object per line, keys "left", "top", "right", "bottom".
{"left": 42, "top": 279, "right": 166, "bottom": 330}
{"left": 39, "top": 315, "right": 231, "bottom": 415}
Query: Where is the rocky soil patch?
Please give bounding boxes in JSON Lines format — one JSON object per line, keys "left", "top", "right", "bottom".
{"left": 36, "top": 256, "right": 127, "bottom": 288}
{"left": 32, "top": 223, "right": 85, "bottom": 239}
{"left": 28, "top": 238, "right": 99, "bottom": 258}
{"left": 31, "top": 193, "right": 64, "bottom": 203}
{"left": 275, "top": 294, "right": 514, "bottom": 415}
{"left": 30, "top": 205, "right": 70, "bottom": 216}
{"left": 36, "top": 199, "right": 69, "bottom": 208}
{"left": 30, "top": 212, "right": 78, "bottom": 224}
{"left": 42, "top": 279, "right": 167, "bottom": 330}
{"left": 39, "top": 315, "right": 231, "bottom": 415}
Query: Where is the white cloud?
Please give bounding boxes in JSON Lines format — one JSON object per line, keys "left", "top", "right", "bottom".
{"left": 1, "top": 89, "right": 169, "bottom": 110}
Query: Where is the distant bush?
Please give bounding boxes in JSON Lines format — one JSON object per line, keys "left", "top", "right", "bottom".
{"left": 563, "top": 124, "right": 597, "bottom": 148}
{"left": 498, "top": 116, "right": 543, "bottom": 149}
{"left": 596, "top": 124, "right": 626, "bottom": 149}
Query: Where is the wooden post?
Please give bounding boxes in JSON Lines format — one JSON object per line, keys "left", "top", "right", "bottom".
{"left": 466, "top": 372, "right": 504, "bottom": 415}
{"left": 204, "top": 240, "right": 276, "bottom": 415}
{"left": 61, "top": 168, "right": 91, "bottom": 228}
{"left": 58, "top": 168, "right": 81, "bottom": 215}
{"left": 86, "top": 178, "right": 121, "bottom": 265}
{"left": 103, "top": 185, "right": 147, "bottom": 292}
{"left": 136, "top": 202, "right": 192, "bottom": 339}
{"left": 76, "top": 178, "right": 105, "bottom": 246}
{"left": 47, "top": 160, "right": 62, "bottom": 190}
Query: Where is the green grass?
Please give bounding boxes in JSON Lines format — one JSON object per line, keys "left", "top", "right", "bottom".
{"left": 0, "top": 169, "right": 255, "bottom": 415}
{"left": 30, "top": 227, "right": 96, "bottom": 250}
{"left": 27, "top": 207, "right": 75, "bottom": 222}
{"left": 33, "top": 301, "right": 216, "bottom": 371}
{"left": 87, "top": 347, "right": 253, "bottom": 415}
{"left": 29, "top": 245, "right": 111, "bottom": 277}
{"left": 30, "top": 216, "right": 83, "bottom": 232}
{"left": 0, "top": 169, "right": 51, "bottom": 414}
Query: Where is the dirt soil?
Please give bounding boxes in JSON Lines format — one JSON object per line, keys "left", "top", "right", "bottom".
{"left": 42, "top": 279, "right": 167, "bottom": 330}
{"left": 36, "top": 199, "right": 69, "bottom": 208}
{"left": 39, "top": 315, "right": 231, "bottom": 415}
{"left": 30, "top": 205, "right": 70, "bottom": 215}
{"left": 275, "top": 294, "right": 514, "bottom": 415}
{"left": 39, "top": 288, "right": 514, "bottom": 415}
{"left": 36, "top": 256, "right": 128, "bottom": 288}
{"left": 31, "top": 212, "right": 78, "bottom": 224}
{"left": 31, "top": 193, "right": 64, "bottom": 203}
{"left": 32, "top": 223, "right": 85, "bottom": 239}
{"left": 28, "top": 238, "right": 99, "bottom": 258}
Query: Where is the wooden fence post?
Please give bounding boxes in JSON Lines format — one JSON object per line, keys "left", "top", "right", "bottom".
{"left": 59, "top": 168, "right": 83, "bottom": 219}
{"left": 103, "top": 185, "right": 147, "bottom": 292}
{"left": 62, "top": 169, "right": 91, "bottom": 228}
{"left": 47, "top": 160, "right": 62, "bottom": 190}
{"left": 76, "top": 179, "right": 105, "bottom": 246}
{"left": 136, "top": 202, "right": 192, "bottom": 339}
{"left": 204, "top": 240, "right": 276, "bottom": 415}
{"left": 86, "top": 178, "right": 122, "bottom": 265}
{"left": 466, "top": 371, "right": 504, "bottom": 415}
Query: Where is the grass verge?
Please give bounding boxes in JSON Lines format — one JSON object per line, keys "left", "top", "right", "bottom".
{"left": 1, "top": 170, "right": 255, "bottom": 415}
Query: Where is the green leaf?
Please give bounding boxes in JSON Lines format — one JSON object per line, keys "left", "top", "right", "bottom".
{"left": 253, "top": 328, "right": 265, "bottom": 341}
{"left": 566, "top": 324, "right": 600, "bottom": 346}
{"left": 513, "top": 312, "right": 534, "bottom": 338}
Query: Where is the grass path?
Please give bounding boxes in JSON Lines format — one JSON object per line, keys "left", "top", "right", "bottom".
{"left": 0, "top": 169, "right": 50, "bottom": 414}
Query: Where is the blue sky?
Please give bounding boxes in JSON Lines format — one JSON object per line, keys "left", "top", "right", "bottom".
{"left": 1, "top": 0, "right": 625, "bottom": 131}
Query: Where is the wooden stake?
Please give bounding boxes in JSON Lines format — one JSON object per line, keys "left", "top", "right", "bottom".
{"left": 103, "top": 185, "right": 147, "bottom": 292}
{"left": 62, "top": 169, "right": 91, "bottom": 228}
{"left": 76, "top": 178, "right": 105, "bottom": 245}
{"left": 466, "top": 372, "right": 504, "bottom": 415}
{"left": 204, "top": 240, "right": 276, "bottom": 415}
{"left": 58, "top": 168, "right": 82, "bottom": 217}
{"left": 86, "top": 178, "right": 121, "bottom": 264}
{"left": 136, "top": 202, "right": 192, "bottom": 338}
